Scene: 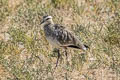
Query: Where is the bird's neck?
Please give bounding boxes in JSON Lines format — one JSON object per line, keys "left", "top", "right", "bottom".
{"left": 44, "top": 21, "right": 54, "bottom": 27}
{"left": 48, "top": 19, "right": 54, "bottom": 24}
{"left": 44, "top": 23, "right": 53, "bottom": 27}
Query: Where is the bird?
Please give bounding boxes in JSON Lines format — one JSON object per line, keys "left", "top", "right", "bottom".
{"left": 40, "top": 15, "right": 89, "bottom": 67}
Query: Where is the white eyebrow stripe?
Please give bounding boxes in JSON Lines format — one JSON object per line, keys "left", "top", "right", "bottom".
{"left": 44, "top": 16, "right": 52, "bottom": 20}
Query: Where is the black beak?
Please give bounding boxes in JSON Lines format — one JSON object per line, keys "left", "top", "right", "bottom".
{"left": 40, "top": 20, "right": 44, "bottom": 25}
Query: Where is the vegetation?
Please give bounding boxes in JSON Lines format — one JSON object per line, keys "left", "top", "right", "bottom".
{"left": 0, "top": 0, "right": 120, "bottom": 80}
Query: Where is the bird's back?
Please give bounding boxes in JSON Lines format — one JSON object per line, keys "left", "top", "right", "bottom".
{"left": 44, "top": 24, "right": 87, "bottom": 50}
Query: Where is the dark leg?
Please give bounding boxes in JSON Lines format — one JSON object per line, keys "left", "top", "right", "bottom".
{"left": 64, "top": 49, "right": 69, "bottom": 66}
{"left": 55, "top": 49, "right": 60, "bottom": 67}
{"left": 65, "top": 49, "right": 68, "bottom": 60}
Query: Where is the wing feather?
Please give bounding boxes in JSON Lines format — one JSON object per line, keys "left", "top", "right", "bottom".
{"left": 53, "top": 24, "right": 86, "bottom": 50}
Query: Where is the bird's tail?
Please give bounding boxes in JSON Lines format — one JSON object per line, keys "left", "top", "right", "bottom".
{"left": 67, "top": 44, "right": 89, "bottom": 51}
{"left": 82, "top": 44, "right": 89, "bottom": 51}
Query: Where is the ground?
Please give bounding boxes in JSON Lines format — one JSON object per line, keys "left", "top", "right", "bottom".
{"left": 0, "top": 0, "right": 120, "bottom": 80}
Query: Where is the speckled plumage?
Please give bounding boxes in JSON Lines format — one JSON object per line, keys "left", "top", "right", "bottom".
{"left": 41, "top": 16, "right": 87, "bottom": 50}
{"left": 41, "top": 15, "right": 88, "bottom": 67}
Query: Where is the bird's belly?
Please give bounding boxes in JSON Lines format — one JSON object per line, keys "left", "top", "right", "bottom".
{"left": 46, "top": 37, "right": 61, "bottom": 48}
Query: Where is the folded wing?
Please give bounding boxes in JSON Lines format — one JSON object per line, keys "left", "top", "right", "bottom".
{"left": 53, "top": 24, "right": 88, "bottom": 50}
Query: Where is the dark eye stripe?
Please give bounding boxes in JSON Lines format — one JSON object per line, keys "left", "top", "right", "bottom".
{"left": 46, "top": 18, "right": 50, "bottom": 20}
{"left": 43, "top": 15, "right": 48, "bottom": 19}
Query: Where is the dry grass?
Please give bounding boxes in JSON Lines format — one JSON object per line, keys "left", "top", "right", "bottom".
{"left": 0, "top": 0, "right": 120, "bottom": 80}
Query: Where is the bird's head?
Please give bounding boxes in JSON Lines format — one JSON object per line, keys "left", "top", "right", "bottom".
{"left": 40, "top": 15, "right": 54, "bottom": 25}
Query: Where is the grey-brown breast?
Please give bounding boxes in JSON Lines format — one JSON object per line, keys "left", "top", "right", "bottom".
{"left": 44, "top": 23, "right": 54, "bottom": 37}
